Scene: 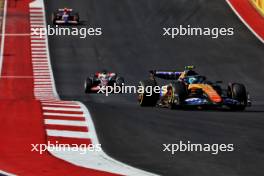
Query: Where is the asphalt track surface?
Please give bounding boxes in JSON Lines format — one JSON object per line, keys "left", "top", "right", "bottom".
{"left": 45, "top": 0, "right": 264, "bottom": 175}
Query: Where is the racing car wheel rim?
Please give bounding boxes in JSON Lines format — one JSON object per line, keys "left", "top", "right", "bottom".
{"left": 84, "top": 81, "right": 87, "bottom": 90}
{"left": 168, "top": 85, "right": 175, "bottom": 105}
{"left": 138, "top": 93, "right": 144, "bottom": 104}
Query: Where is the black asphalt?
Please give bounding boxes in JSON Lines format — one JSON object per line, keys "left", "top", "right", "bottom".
{"left": 44, "top": 0, "right": 264, "bottom": 175}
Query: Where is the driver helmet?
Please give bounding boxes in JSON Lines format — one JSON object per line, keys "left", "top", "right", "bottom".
{"left": 64, "top": 8, "right": 69, "bottom": 12}
{"left": 188, "top": 77, "right": 197, "bottom": 84}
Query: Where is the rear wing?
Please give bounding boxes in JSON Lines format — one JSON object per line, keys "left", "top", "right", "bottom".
{"left": 150, "top": 70, "right": 182, "bottom": 80}
{"left": 149, "top": 66, "right": 195, "bottom": 80}
{"left": 58, "top": 8, "right": 73, "bottom": 12}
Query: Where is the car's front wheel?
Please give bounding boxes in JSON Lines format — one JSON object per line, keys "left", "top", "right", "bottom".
{"left": 228, "top": 83, "right": 247, "bottom": 111}
{"left": 138, "top": 80, "right": 159, "bottom": 107}
{"left": 84, "top": 78, "right": 93, "bottom": 93}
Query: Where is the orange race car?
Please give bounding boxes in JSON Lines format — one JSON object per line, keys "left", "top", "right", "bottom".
{"left": 138, "top": 66, "right": 251, "bottom": 110}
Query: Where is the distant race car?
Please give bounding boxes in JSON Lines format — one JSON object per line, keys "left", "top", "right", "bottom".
{"left": 138, "top": 66, "right": 251, "bottom": 110}
{"left": 52, "top": 8, "right": 79, "bottom": 25}
{"left": 84, "top": 70, "right": 125, "bottom": 93}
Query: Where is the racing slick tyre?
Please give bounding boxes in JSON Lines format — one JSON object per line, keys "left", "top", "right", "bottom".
{"left": 84, "top": 78, "right": 93, "bottom": 93}
{"left": 228, "top": 83, "right": 247, "bottom": 111}
{"left": 138, "top": 80, "right": 159, "bottom": 107}
{"left": 73, "top": 13, "right": 80, "bottom": 23}
{"left": 169, "top": 81, "right": 188, "bottom": 109}
{"left": 115, "top": 76, "right": 125, "bottom": 87}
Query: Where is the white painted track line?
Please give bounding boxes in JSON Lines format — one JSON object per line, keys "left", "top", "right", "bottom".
{"left": 42, "top": 103, "right": 80, "bottom": 107}
{"left": 44, "top": 119, "right": 87, "bottom": 127}
{"left": 0, "top": 170, "right": 16, "bottom": 176}
{"left": 34, "top": 85, "right": 52, "bottom": 87}
{"left": 34, "top": 69, "right": 48, "bottom": 74}
{"left": 31, "top": 42, "right": 45, "bottom": 43}
{"left": 30, "top": 13, "right": 43, "bottom": 17}
{"left": 43, "top": 107, "right": 83, "bottom": 112}
{"left": 34, "top": 75, "right": 50, "bottom": 79}
{"left": 0, "top": 0, "right": 7, "bottom": 74}
{"left": 44, "top": 112, "right": 84, "bottom": 117}
{"left": 46, "top": 130, "right": 90, "bottom": 139}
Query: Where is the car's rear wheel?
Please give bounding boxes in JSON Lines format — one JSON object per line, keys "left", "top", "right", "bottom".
{"left": 228, "top": 83, "right": 247, "bottom": 110}
{"left": 138, "top": 80, "right": 159, "bottom": 107}
{"left": 73, "top": 13, "right": 80, "bottom": 23}
{"left": 52, "top": 12, "right": 57, "bottom": 25}
{"left": 169, "top": 81, "right": 188, "bottom": 109}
